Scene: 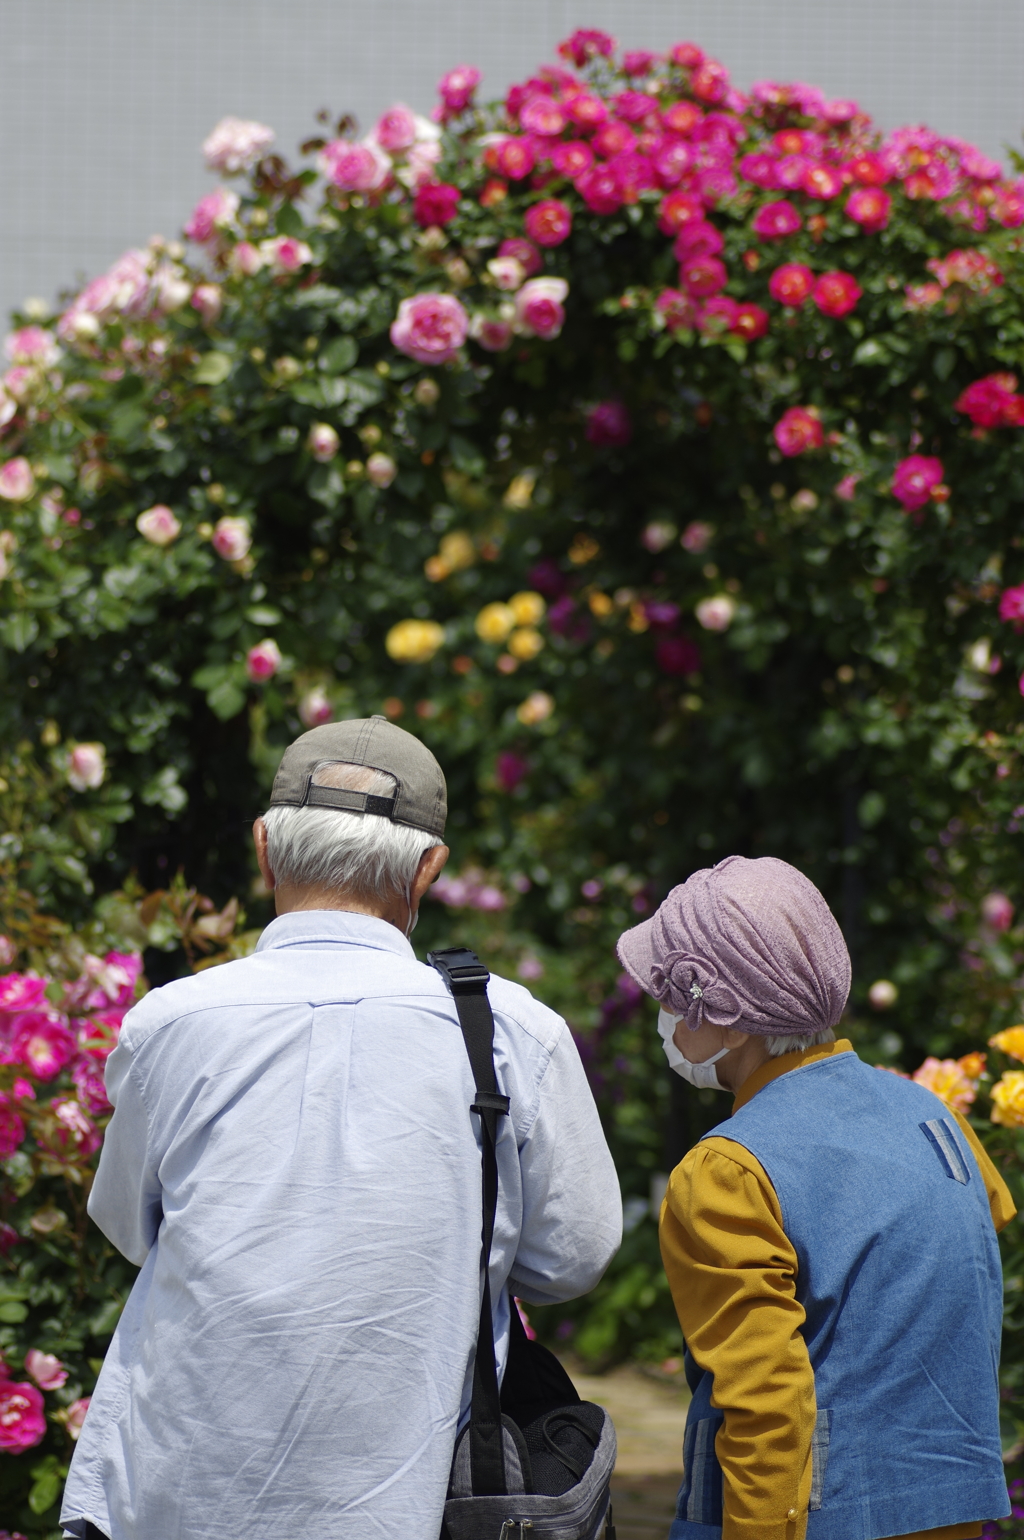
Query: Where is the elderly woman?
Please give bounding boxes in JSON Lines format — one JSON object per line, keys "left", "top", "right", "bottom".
{"left": 618, "top": 855, "right": 1013, "bottom": 1540}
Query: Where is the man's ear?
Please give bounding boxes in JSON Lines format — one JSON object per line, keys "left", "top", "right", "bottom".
{"left": 412, "top": 843, "right": 449, "bottom": 903}
{"left": 253, "top": 817, "right": 277, "bottom": 891}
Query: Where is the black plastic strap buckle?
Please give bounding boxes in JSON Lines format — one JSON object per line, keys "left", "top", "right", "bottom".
{"left": 428, "top": 947, "right": 490, "bottom": 991}
{"left": 471, "top": 1092, "right": 510, "bottom": 1117}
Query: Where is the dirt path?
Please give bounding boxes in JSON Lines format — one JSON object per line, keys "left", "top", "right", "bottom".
{"left": 567, "top": 1363, "right": 688, "bottom": 1539}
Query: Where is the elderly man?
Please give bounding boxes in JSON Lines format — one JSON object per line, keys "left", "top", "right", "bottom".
{"left": 62, "top": 717, "right": 621, "bottom": 1540}
{"left": 618, "top": 855, "right": 1013, "bottom": 1540}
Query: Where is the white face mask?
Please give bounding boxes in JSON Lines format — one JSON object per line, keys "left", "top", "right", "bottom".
{"left": 403, "top": 881, "right": 419, "bottom": 938}
{"left": 657, "top": 1009, "right": 731, "bottom": 1091}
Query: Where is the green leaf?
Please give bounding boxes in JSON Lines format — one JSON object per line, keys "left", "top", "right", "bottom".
{"left": 276, "top": 202, "right": 305, "bottom": 238}
{"left": 207, "top": 679, "right": 247, "bottom": 720}
{"left": 853, "top": 338, "right": 890, "bottom": 366}
{"left": 933, "top": 347, "right": 957, "bottom": 381}
{"left": 245, "top": 606, "right": 282, "bottom": 625}
{"left": 194, "top": 351, "right": 233, "bottom": 386}
{"left": 0, "top": 1300, "right": 28, "bottom": 1322}
{"left": 88, "top": 1296, "right": 126, "bottom": 1336}
{"left": 28, "top": 1455, "right": 65, "bottom": 1515}
{"left": 0, "top": 612, "right": 39, "bottom": 651}
{"left": 320, "top": 336, "right": 358, "bottom": 374}
{"left": 308, "top": 465, "right": 345, "bottom": 508}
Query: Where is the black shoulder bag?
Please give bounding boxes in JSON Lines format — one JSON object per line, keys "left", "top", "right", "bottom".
{"left": 429, "top": 946, "right": 617, "bottom": 1540}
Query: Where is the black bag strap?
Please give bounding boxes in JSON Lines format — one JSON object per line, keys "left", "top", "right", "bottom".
{"left": 428, "top": 947, "right": 511, "bottom": 1498}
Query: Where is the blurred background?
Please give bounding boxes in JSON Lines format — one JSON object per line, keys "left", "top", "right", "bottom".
{"left": 4, "top": 0, "right": 1024, "bottom": 322}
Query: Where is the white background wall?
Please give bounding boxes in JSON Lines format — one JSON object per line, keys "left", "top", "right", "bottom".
{"left": 3, "top": 0, "right": 1023, "bottom": 322}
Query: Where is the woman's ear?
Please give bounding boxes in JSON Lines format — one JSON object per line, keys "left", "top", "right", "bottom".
{"left": 720, "top": 1024, "right": 753, "bottom": 1052}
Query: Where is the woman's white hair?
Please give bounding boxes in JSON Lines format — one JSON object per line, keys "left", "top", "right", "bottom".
{"left": 764, "top": 1026, "right": 836, "bottom": 1057}
{"left": 261, "top": 764, "right": 441, "bottom": 899}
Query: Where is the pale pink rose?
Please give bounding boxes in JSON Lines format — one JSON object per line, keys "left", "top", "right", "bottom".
{"left": 696, "top": 594, "right": 736, "bottom": 632}
{"left": 374, "top": 104, "right": 418, "bottom": 152}
{"left": 191, "top": 283, "right": 223, "bottom": 324}
{"left": 390, "top": 293, "right": 468, "bottom": 364}
{"left": 2, "top": 367, "right": 37, "bottom": 404}
{"left": 24, "top": 1349, "right": 67, "bottom": 1391}
{"left": 0, "top": 938, "right": 15, "bottom": 968}
{"left": 365, "top": 452, "right": 397, "bottom": 488}
{"left": 65, "top": 1396, "right": 91, "bottom": 1441}
{"left": 212, "top": 516, "right": 251, "bottom": 561}
{"left": 834, "top": 474, "right": 860, "bottom": 502}
{"left": 470, "top": 315, "right": 514, "bottom": 352}
{"left": 246, "top": 639, "right": 282, "bottom": 681}
{"left": 184, "top": 188, "right": 240, "bottom": 244}
{"left": 0, "top": 388, "right": 16, "bottom": 430}
{"left": 319, "top": 139, "right": 391, "bottom": 191}
{"left": 153, "top": 263, "right": 191, "bottom": 313}
{"left": 308, "top": 423, "right": 339, "bottom": 462}
{"left": 136, "top": 505, "right": 181, "bottom": 546}
{"left": 0, "top": 1380, "right": 46, "bottom": 1453}
{"left": 298, "top": 687, "right": 333, "bottom": 728}
{"left": 0, "top": 458, "right": 35, "bottom": 502}
{"left": 261, "top": 236, "right": 313, "bottom": 273}
{"left": 982, "top": 892, "right": 1014, "bottom": 931}
{"left": 399, "top": 139, "right": 443, "bottom": 190}
{"left": 868, "top": 979, "right": 898, "bottom": 1009}
{"left": 202, "top": 116, "right": 275, "bottom": 173}
{"left": 42, "top": 1096, "right": 102, "bottom": 1159}
{"left": 487, "top": 256, "right": 526, "bottom": 291}
{"left": 515, "top": 277, "right": 568, "bottom": 340}
{"left": 681, "top": 520, "right": 714, "bottom": 554}
{"left": 3, "top": 327, "right": 59, "bottom": 367}
{"left": 229, "top": 241, "right": 264, "bottom": 277}
{"left": 67, "top": 743, "right": 106, "bottom": 792}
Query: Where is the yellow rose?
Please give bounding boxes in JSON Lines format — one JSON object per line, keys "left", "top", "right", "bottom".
{"left": 508, "top": 628, "right": 544, "bottom": 661}
{"left": 516, "top": 690, "right": 554, "bottom": 726}
{"left": 475, "top": 602, "right": 515, "bottom": 644}
{"left": 439, "top": 531, "right": 476, "bottom": 572}
{"left": 503, "top": 472, "right": 536, "bottom": 509}
{"left": 991, "top": 1070, "right": 1024, "bottom": 1128}
{"left": 568, "top": 534, "right": 600, "bottom": 565}
{"left": 385, "top": 619, "right": 445, "bottom": 664}
{"left": 911, "top": 1056, "right": 977, "bottom": 1114}
{"left": 588, "top": 591, "right": 614, "bottom": 618}
{"left": 989, "top": 1026, "right": 1024, "bottom": 1063}
{"left": 508, "top": 590, "right": 545, "bottom": 626}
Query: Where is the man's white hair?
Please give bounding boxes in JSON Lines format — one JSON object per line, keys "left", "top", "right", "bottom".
{"left": 262, "top": 764, "right": 441, "bottom": 899}
{"left": 764, "top": 1026, "right": 836, "bottom": 1057}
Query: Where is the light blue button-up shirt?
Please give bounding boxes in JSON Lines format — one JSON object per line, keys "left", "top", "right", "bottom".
{"left": 61, "top": 910, "right": 622, "bottom": 1540}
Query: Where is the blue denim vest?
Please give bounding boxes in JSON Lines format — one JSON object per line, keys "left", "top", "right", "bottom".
{"left": 670, "top": 1050, "right": 1010, "bottom": 1540}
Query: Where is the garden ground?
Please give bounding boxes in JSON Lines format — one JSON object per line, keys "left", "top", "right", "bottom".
{"left": 568, "top": 1360, "right": 689, "bottom": 1536}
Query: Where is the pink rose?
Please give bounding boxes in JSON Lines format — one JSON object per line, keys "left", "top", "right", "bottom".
{"left": 14, "top": 1015, "right": 77, "bottom": 1080}
{"left": 623, "top": 49, "right": 657, "bottom": 76}
{"left": 802, "top": 164, "right": 844, "bottom": 200}
{"left": 65, "top": 1397, "right": 91, "bottom": 1441}
{"left": 0, "top": 938, "right": 14, "bottom": 968}
{"left": 769, "top": 262, "right": 814, "bottom": 306}
{"left": 752, "top": 200, "right": 802, "bottom": 239}
{"left": 0, "top": 1100, "right": 25, "bottom": 1158}
{"left": 739, "top": 153, "right": 780, "bottom": 189}
{"left": 812, "top": 271, "right": 862, "bottom": 318}
{"left": 565, "top": 94, "right": 608, "bottom": 131}
{"left": 40, "top": 1096, "right": 101, "bottom": 1159}
{"left": 691, "top": 60, "right": 730, "bottom": 104}
{"left": 470, "top": 316, "right": 514, "bottom": 352}
{"left": 191, "top": 283, "right": 223, "bottom": 325}
{"left": 229, "top": 241, "right": 264, "bottom": 278}
{"left": 696, "top": 595, "right": 736, "bottom": 632}
{"left": 298, "top": 687, "right": 333, "bottom": 728}
{"left": 846, "top": 187, "right": 892, "bottom": 232}
{"left": 774, "top": 406, "right": 824, "bottom": 457}
{"left": 892, "top": 455, "right": 945, "bottom": 511}
{"left": 212, "top": 516, "right": 252, "bottom": 561}
{"left": 136, "top": 505, "right": 181, "bottom": 546}
{"left": 955, "top": 374, "right": 1024, "bottom": 429}
{"left": 76, "top": 1008, "right": 125, "bottom": 1063}
{"left": 413, "top": 183, "right": 461, "bottom": 228}
{"left": 486, "top": 256, "right": 525, "bottom": 291}
{"left": 0, "top": 458, "right": 34, "bottom": 502}
{"left": 72, "top": 1057, "right": 111, "bottom": 1116}
{"left": 835, "top": 474, "right": 861, "bottom": 502}
{"left": 202, "top": 117, "right": 274, "bottom": 173}
{"left": 550, "top": 142, "right": 593, "bottom": 179}
{"left": 524, "top": 199, "right": 572, "bottom": 247}
{"left": 67, "top": 742, "right": 106, "bottom": 792}
{"left": 366, "top": 453, "right": 397, "bottom": 488}
{"left": 246, "top": 639, "right": 282, "bottom": 682}
{"left": 261, "top": 237, "right": 312, "bottom": 273}
{"left": 999, "top": 584, "right": 1024, "bottom": 625}
{"left": 390, "top": 293, "right": 468, "bottom": 365}
{"left": 992, "top": 184, "right": 1024, "bottom": 228}
{"left": 437, "top": 65, "right": 482, "bottom": 116}
{"left": 319, "top": 139, "right": 390, "bottom": 192}
{"left": 496, "top": 752, "right": 530, "bottom": 792}
{"left": 652, "top": 138, "right": 693, "bottom": 188}
{"left": 24, "top": 1349, "right": 67, "bottom": 1391}
{"left": 732, "top": 303, "right": 769, "bottom": 341}
{"left": 672, "top": 221, "right": 723, "bottom": 259}
{"left": 982, "top": 893, "right": 1014, "bottom": 931}
{"left": 697, "top": 297, "right": 739, "bottom": 337}
{"left": 374, "top": 105, "right": 418, "bottom": 152}
{"left": 658, "top": 191, "right": 704, "bottom": 235}
{"left": 558, "top": 29, "right": 616, "bottom": 67}
{"left": 611, "top": 90, "right": 659, "bottom": 124}
{"left": 904, "top": 281, "right": 944, "bottom": 311}
{"left": 608, "top": 151, "right": 657, "bottom": 204}
{"left": 656, "top": 288, "right": 698, "bottom": 332}
{"left": 493, "top": 138, "right": 536, "bottom": 182}
{"left": 574, "top": 165, "right": 622, "bottom": 215}
{"left": 183, "top": 188, "right": 239, "bottom": 244}
{"left": 515, "top": 277, "right": 568, "bottom": 340}
{"left": 681, "top": 521, "right": 714, "bottom": 554}
{"left": 0, "top": 975, "right": 46, "bottom": 1012}
{"left": 586, "top": 400, "right": 631, "bottom": 448}
{"left": 520, "top": 95, "right": 566, "bottom": 137}
{"left": 680, "top": 255, "right": 727, "bottom": 297}
{"left": 3, "top": 327, "right": 59, "bottom": 367}
{"left": 0, "top": 1381, "right": 46, "bottom": 1453}
{"left": 307, "top": 423, "right": 340, "bottom": 462}
{"left": 498, "top": 238, "right": 541, "bottom": 277}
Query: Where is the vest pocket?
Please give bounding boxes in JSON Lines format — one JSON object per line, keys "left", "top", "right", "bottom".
{"left": 809, "top": 1408, "right": 832, "bottom": 1511}
{"left": 679, "top": 1412, "right": 724, "bottom": 1526}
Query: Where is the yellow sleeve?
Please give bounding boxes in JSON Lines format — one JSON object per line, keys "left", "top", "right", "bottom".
{"left": 950, "top": 1110, "right": 1016, "bottom": 1232}
{"left": 660, "top": 1137, "right": 815, "bottom": 1540}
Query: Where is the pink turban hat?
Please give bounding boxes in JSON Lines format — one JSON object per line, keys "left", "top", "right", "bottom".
{"left": 616, "top": 855, "right": 851, "bottom": 1036}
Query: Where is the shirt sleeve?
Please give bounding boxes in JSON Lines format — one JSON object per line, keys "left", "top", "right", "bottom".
{"left": 950, "top": 1111, "right": 1016, "bottom": 1232}
{"left": 660, "top": 1137, "right": 815, "bottom": 1540}
{"left": 508, "top": 1026, "right": 622, "bottom": 1305}
{"left": 87, "top": 1036, "right": 163, "bottom": 1266}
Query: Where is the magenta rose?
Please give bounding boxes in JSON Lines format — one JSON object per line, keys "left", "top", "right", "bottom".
{"left": 812, "top": 271, "right": 862, "bottom": 318}
{"left": 774, "top": 407, "right": 824, "bottom": 457}
{"left": 524, "top": 199, "right": 572, "bottom": 247}
{"left": 586, "top": 400, "right": 632, "bottom": 448}
{"left": 574, "top": 165, "right": 622, "bottom": 215}
{"left": 681, "top": 255, "right": 727, "bottom": 297}
{"left": 72, "top": 1057, "right": 112, "bottom": 1116}
{"left": 1000, "top": 585, "right": 1024, "bottom": 624}
{"left": 655, "top": 636, "right": 702, "bottom": 676}
{"left": 550, "top": 142, "right": 594, "bottom": 179}
{"left": 390, "top": 293, "right": 469, "bottom": 365}
{"left": 496, "top": 752, "right": 530, "bottom": 792}
{"left": 891, "top": 455, "right": 945, "bottom": 511}
{"left": 0, "top": 974, "right": 47, "bottom": 1012}
{"left": 498, "top": 238, "right": 542, "bottom": 277}
{"left": 13, "top": 1015, "right": 77, "bottom": 1080}
{"left": 658, "top": 191, "right": 704, "bottom": 235}
{"left": 374, "top": 104, "right": 417, "bottom": 152}
{"left": 955, "top": 374, "right": 1024, "bottom": 429}
{"left": 184, "top": 188, "right": 239, "bottom": 244}
{"left": 769, "top": 262, "right": 815, "bottom": 306}
{"left": 732, "top": 304, "right": 769, "bottom": 341}
{"left": 437, "top": 65, "right": 481, "bottom": 116}
{"left": 0, "top": 1381, "right": 46, "bottom": 1453}
{"left": 519, "top": 95, "right": 566, "bottom": 137}
{"left": 413, "top": 183, "right": 461, "bottom": 228}
{"left": 846, "top": 187, "right": 892, "bottom": 232}
{"left": 0, "top": 1098, "right": 25, "bottom": 1158}
{"left": 494, "top": 138, "right": 536, "bottom": 181}
{"left": 245, "top": 639, "right": 282, "bottom": 682}
{"left": 752, "top": 200, "right": 802, "bottom": 239}
{"left": 558, "top": 28, "right": 616, "bottom": 67}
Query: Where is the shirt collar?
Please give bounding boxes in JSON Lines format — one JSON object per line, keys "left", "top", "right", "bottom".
{"left": 255, "top": 909, "right": 417, "bottom": 960}
{"left": 731, "top": 1038, "right": 856, "bottom": 1114}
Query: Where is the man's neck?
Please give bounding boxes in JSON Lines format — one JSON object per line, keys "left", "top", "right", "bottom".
{"left": 273, "top": 885, "right": 407, "bottom": 932}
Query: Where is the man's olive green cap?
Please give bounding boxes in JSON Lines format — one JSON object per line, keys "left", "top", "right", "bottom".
{"left": 269, "top": 717, "right": 447, "bottom": 837}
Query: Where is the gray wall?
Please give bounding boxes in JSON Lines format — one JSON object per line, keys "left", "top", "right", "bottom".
{"left": 3, "top": 0, "right": 1024, "bottom": 323}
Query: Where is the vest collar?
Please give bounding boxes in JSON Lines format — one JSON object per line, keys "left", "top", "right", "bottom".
{"left": 731, "top": 1038, "right": 856, "bottom": 1114}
